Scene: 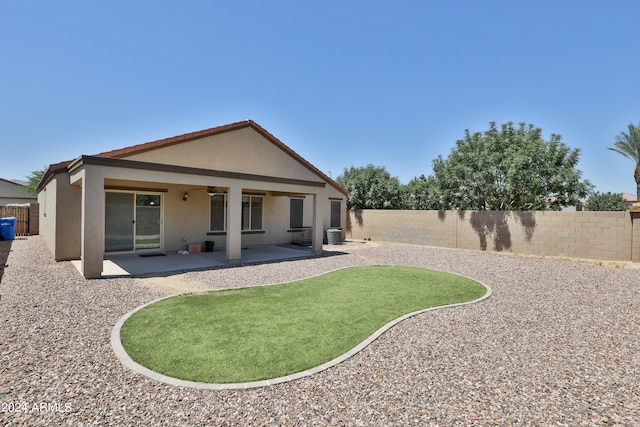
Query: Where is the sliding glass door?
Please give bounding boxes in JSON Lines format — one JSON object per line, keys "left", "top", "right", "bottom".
{"left": 105, "top": 192, "right": 162, "bottom": 253}
{"left": 135, "top": 194, "right": 161, "bottom": 251}
{"left": 105, "top": 192, "right": 134, "bottom": 252}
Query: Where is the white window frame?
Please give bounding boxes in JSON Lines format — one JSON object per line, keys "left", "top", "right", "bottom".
{"left": 330, "top": 199, "right": 342, "bottom": 228}
{"left": 209, "top": 194, "right": 227, "bottom": 232}
{"left": 289, "top": 197, "right": 304, "bottom": 229}
{"left": 242, "top": 194, "right": 263, "bottom": 231}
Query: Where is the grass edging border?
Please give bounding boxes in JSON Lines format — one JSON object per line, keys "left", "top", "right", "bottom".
{"left": 111, "top": 267, "right": 492, "bottom": 390}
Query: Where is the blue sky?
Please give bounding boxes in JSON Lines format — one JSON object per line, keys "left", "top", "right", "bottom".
{"left": 2, "top": 1, "right": 640, "bottom": 194}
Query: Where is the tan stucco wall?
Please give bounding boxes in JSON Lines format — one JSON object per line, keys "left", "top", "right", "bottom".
{"left": 38, "top": 174, "right": 82, "bottom": 260}
{"left": 348, "top": 210, "right": 633, "bottom": 261}
{"left": 157, "top": 183, "right": 287, "bottom": 252}
{"left": 121, "top": 127, "right": 321, "bottom": 183}
{"left": 131, "top": 184, "right": 344, "bottom": 252}
{"left": 38, "top": 180, "right": 55, "bottom": 253}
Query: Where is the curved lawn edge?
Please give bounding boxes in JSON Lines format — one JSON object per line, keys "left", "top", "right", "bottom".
{"left": 111, "top": 267, "right": 492, "bottom": 390}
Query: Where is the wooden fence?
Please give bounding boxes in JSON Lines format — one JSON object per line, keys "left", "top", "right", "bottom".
{"left": 0, "top": 203, "right": 38, "bottom": 236}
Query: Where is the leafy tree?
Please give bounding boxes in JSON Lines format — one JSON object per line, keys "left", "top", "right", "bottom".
{"left": 336, "top": 164, "right": 403, "bottom": 209}
{"left": 24, "top": 167, "right": 47, "bottom": 194}
{"left": 403, "top": 174, "right": 439, "bottom": 209}
{"left": 429, "top": 122, "right": 592, "bottom": 210}
{"left": 585, "top": 192, "right": 628, "bottom": 211}
{"left": 608, "top": 122, "right": 640, "bottom": 200}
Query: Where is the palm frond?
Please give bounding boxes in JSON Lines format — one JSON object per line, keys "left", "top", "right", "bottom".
{"left": 609, "top": 122, "right": 640, "bottom": 163}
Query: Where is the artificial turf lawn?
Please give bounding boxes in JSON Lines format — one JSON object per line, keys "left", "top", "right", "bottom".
{"left": 120, "top": 265, "right": 486, "bottom": 383}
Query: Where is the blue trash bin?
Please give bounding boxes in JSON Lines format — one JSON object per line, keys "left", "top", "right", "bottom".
{"left": 0, "top": 217, "right": 17, "bottom": 241}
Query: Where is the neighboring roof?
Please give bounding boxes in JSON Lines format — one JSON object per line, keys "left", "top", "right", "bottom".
{"left": 622, "top": 193, "right": 637, "bottom": 203}
{"left": 0, "top": 177, "right": 27, "bottom": 187}
{"left": 38, "top": 120, "right": 347, "bottom": 195}
{"left": 0, "top": 177, "right": 37, "bottom": 200}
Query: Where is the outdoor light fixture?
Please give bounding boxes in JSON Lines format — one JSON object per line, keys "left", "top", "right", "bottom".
{"left": 183, "top": 192, "right": 189, "bottom": 201}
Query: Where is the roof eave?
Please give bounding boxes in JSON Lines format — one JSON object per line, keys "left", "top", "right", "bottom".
{"left": 37, "top": 120, "right": 349, "bottom": 197}
{"left": 35, "top": 160, "right": 74, "bottom": 193}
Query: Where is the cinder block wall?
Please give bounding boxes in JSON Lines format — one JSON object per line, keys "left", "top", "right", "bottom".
{"left": 347, "top": 210, "right": 634, "bottom": 261}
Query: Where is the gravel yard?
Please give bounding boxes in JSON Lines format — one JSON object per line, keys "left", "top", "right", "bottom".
{"left": 1, "top": 236, "right": 639, "bottom": 426}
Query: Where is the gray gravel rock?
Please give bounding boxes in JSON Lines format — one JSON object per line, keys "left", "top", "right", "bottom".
{"left": 1, "top": 237, "right": 638, "bottom": 426}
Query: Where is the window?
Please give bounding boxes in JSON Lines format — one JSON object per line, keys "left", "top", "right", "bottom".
{"left": 242, "top": 195, "right": 263, "bottom": 230}
{"left": 209, "top": 194, "right": 226, "bottom": 231}
{"left": 290, "top": 198, "right": 304, "bottom": 229}
{"left": 210, "top": 193, "right": 263, "bottom": 232}
{"left": 330, "top": 200, "right": 341, "bottom": 228}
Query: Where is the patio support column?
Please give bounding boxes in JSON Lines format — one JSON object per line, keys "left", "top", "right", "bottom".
{"left": 312, "top": 193, "right": 324, "bottom": 254}
{"left": 78, "top": 169, "right": 105, "bottom": 278}
{"left": 226, "top": 185, "right": 242, "bottom": 263}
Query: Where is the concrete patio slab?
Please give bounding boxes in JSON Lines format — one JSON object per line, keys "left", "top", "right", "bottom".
{"left": 71, "top": 245, "right": 315, "bottom": 277}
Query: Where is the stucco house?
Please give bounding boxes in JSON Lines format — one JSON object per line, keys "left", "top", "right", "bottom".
{"left": 0, "top": 178, "right": 37, "bottom": 205}
{"left": 37, "top": 120, "right": 347, "bottom": 278}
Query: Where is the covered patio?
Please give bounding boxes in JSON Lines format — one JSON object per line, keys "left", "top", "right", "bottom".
{"left": 71, "top": 244, "right": 316, "bottom": 277}
{"left": 38, "top": 121, "right": 348, "bottom": 279}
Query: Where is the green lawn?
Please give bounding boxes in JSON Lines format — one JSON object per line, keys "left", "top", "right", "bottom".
{"left": 120, "top": 266, "right": 487, "bottom": 383}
